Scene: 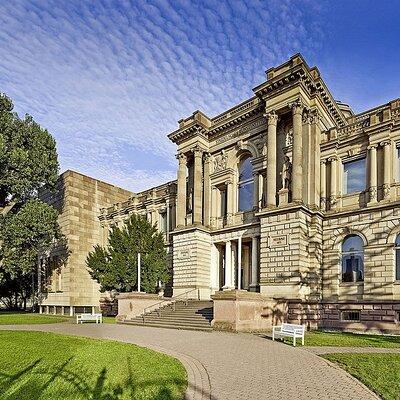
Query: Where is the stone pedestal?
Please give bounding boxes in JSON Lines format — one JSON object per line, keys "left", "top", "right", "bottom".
{"left": 211, "top": 289, "right": 288, "bottom": 332}
{"left": 278, "top": 188, "right": 289, "bottom": 206}
{"left": 116, "top": 292, "right": 163, "bottom": 320}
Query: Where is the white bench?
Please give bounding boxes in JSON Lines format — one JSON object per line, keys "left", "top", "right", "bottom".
{"left": 272, "top": 323, "right": 305, "bottom": 346}
{"left": 76, "top": 313, "right": 103, "bottom": 324}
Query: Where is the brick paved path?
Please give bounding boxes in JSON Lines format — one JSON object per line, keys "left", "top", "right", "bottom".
{"left": 0, "top": 324, "right": 379, "bottom": 400}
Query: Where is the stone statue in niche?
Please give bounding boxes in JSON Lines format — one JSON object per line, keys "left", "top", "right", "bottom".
{"left": 285, "top": 128, "right": 293, "bottom": 147}
{"left": 187, "top": 188, "right": 193, "bottom": 213}
{"left": 281, "top": 155, "right": 292, "bottom": 190}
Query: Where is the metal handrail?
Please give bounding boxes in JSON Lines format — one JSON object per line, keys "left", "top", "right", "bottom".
{"left": 142, "top": 288, "right": 199, "bottom": 323}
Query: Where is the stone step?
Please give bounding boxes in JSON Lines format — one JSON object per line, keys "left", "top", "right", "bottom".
{"left": 121, "top": 320, "right": 213, "bottom": 332}
{"left": 138, "top": 317, "right": 212, "bottom": 325}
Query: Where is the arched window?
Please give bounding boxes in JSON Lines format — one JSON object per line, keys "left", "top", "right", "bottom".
{"left": 238, "top": 155, "right": 254, "bottom": 212}
{"left": 341, "top": 234, "right": 364, "bottom": 282}
{"left": 395, "top": 234, "right": 400, "bottom": 281}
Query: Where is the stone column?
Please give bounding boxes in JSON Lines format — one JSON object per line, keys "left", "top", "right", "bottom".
{"left": 250, "top": 236, "right": 258, "bottom": 288}
{"left": 210, "top": 243, "right": 219, "bottom": 291}
{"left": 310, "top": 109, "right": 321, "bottom": 207}
{"left": 320, "top": 160, "right": 327, "bottom": 210}
{"left": 193, "top": 147, "right": 203, "bottom": 225}
{"left": 203, "top": 153, "right": 211, "bottom": 226}
{"left": 368, "top": 144, "right": 378, "bottom": 203}
{"left": 237, "top": 236, "right": 242, "bottom": 290}
{"left": 258, "top": 173, "right": 264, "bottom": 208}
{"left": 266, "top": 110, "right": 278, "bottom": 207}
{"left": 329, "top": 156, "right": 337, "bottom": 209}
{"left": 302, "top": 109, "right": 311, "bottom": 204}
{"left": 290, "top": 99, "right": 304, "bottom": 202}
{"left": 165, "top": 199, "right": 170, "bottom": 235}
{"left": 176, "top": 153, "right": 187, "bottom": 227}
{"left": 211, "top": 186, "right": 218, "bottom": 226}
{"left": 223, "top": 240, "right": 233, "bottom": 289}
{"left": 253, "top": 171, "right": 260, "bottom": 210}
{"left": 226, "top": 179, "right": 233, "bottom": 224}
{"left": 381, "top": 140, "right": 391, "bottom": 199}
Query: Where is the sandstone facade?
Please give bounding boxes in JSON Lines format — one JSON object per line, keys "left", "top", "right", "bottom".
{"left": 42, "top": 54, "right": 400, "bottom": 331}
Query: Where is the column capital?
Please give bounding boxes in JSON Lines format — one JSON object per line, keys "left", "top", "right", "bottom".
{"left": 328, "top": 156, "right": 338, "bottom": 162}
{"left": 321, "top": 159, "right": 328, "bottom": 165}
{"left": 380, "top": 140, "right": 391, "bottom": 147}
{"left": 264, "top": 110, "right": 279, "bottom": 125}
{"left": 367, "top": 144, "right": 378, "bottom": 150}
{"left": 310, "top": 109, "right": 321, "bottom": 124}
{"left": 191, "top": 145, "right": 203, "bottom": 158}
{"left": 203, "top": 152, "right": 212, "bottom": 162}
{"left": 302, "top": 108, "right": 313, "bottom": 124}
{"left": 289, "top": 98, "right": 304, "bottom": 115}
{"left": 176, "top": 152, "right": 187, "bottom": 164}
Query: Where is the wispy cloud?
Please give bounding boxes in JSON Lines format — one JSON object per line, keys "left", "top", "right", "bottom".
{"left": 0, "top": 0, "right": 324, "bottom": 192}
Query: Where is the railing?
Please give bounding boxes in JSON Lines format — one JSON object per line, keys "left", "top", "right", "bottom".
{"left": 142, "top": 288, "right": 199, "bottom": 323}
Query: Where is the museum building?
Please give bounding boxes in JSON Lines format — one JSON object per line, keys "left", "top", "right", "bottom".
{"left": 42, "top": 54, "right": 400, "bottom": 332}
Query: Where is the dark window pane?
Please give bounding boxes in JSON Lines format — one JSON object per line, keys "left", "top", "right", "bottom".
{"left": 238, "top": 182, "right": 254, "bottom": 212}
{"left": 395, "top": 234, "right": 400, "bottom": 247}
{"left": 396, "top": 249, "right": 400, "bottom": 281}
{"left": 239, "top": 157, "right": 253, "bottom": 181}
{"left": 342, "top": 235, "right": 363, "bottom": 252}
{"left": 343, "top": 158, "right": 366, "bottom": 194}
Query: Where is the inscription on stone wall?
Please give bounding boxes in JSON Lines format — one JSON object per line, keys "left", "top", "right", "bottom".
{"left": 179, "top": 249, "right": 191, "bottom": 260}
{"left": 215, "top": 118, "right": 264, "bottom": 144}
{"left": 269, "top": 234, "right": 288, "bottom": 247}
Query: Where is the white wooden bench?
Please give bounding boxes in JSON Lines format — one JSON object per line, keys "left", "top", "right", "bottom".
{"left": 272, "top": 323, "right": 305, "bottom": 346}
{"left": 76, "top": 313, "right": 103, "bottom": 324}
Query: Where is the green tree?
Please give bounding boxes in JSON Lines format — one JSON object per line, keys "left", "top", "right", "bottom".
{"left": 87, "top": 214, "right": 169, "bottom": 293}
{"left": 0, "top": 93, "right": 58, "bottom": 215}
{"left": 0, "top": 93, "right": 61, "bottom": 309}
{"left": 0, "top": 199, "right": 62, "bottom": 309}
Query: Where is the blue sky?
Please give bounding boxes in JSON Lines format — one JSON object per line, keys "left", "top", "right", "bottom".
{"left": 0, "top": 0, "right": 399, "bottom": 192}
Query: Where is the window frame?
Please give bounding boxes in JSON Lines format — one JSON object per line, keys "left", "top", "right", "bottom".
{"left": 341, "top": 234, "right": 364, "bottom": 283}
{"left": 342, "top": 156, "right": 367, "bottom": 195}
{"left": 237, "top": 155, "right": 254, "bottom": 212}
{"left": 395, "top": 234, "right": 400, "bottom": 281}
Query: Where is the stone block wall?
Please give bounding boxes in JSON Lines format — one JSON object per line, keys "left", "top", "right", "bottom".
{"left": 322, "top": 204, "right": 400, "bottom": 301}
{"left": 40, "top": 170, "right": 133, "bottom": 313}
{"left": 172, "top": 227, "right": 211, "bottom": 299}
{"left": 259, "top": 206, "right": 323, "bottom": 299}
{"left": 287, "top": 300, "right": 400, "bottom": 334}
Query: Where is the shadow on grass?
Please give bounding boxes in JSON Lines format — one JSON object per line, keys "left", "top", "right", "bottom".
{"left": 0, "top": 356, "right": 195, "bottom": 400}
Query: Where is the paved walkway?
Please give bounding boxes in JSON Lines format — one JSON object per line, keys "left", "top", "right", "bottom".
{"left": 0, "top": 323, "right": 380, "bottom": 400}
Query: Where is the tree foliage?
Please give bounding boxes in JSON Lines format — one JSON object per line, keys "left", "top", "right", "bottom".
{"left": 87, "top": 214, "right": 169, "bottom": 293}
{"left": 0, "top": 93, "right": 59, "bottom": 211}
{"left": 0, "top": 93, "right": 61, "bottom": 309}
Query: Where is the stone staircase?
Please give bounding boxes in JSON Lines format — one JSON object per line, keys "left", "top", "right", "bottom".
{"left": 121, "top": 300, "right": 213, "bottom": 332}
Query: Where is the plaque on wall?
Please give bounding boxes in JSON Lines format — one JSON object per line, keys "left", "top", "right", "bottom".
{"left": 269, "top": 234, "right": 288, "bottom": 247}
{"left": 179, "top": 249, "right": 191, "bottom": 260}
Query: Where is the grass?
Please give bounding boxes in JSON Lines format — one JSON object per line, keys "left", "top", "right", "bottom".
{"left": 280, "top": 330, "right": 400, "bottom": 348}
{"left": 0, "top": 330, "right": 187, "bottom": 400}
{"left": 323, "top": 353, "right": 400, "bottom": 400}
{"left": 0, "top": 313, "right": 69, "bottom": 325}
{"left": 0, "top": 312, "right": 118, "bottom": 325}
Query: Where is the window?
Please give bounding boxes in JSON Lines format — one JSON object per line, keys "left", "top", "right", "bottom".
{"left": 341, "top": 235, "right": 364, "bottom": 282}
{"left": 341, "top": 311, "right": 360, "bottom": 321}
{"left": 238, "top": 156, "right": 254, "bottom": 212}
{"left": 159, "top": 211, "right": 167, "bottom": 233}
{"left": 343, "top": 158, "right": 366, "bottom": 194}
{"left": 395, "top": 234, "right": 400, "bottom": 281}
{"left": 220, "top": 187, "right": 227, "bottom": 217}
{"left": 397, "top": 147, "right": 400, "bottom": 182}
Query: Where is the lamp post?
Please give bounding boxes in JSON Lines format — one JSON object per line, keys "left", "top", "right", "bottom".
{"left": 137, "top": 252, "right": 141, "bottom": 292}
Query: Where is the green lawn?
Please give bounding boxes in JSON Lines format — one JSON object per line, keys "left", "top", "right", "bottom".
{"left": 280, "top": 330, "right": 400, "bottom": 348}
{"left": 323, "top": 353, "right": 400, "bottom": 400}
{"left": 0, "top": 313, "right": 69, "bottom": 325}
{"left": 0, "top": 312, "right": 118, "bottom": 325}
{"left": 0, "top": 330, "right": 186, "bottom": 400}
